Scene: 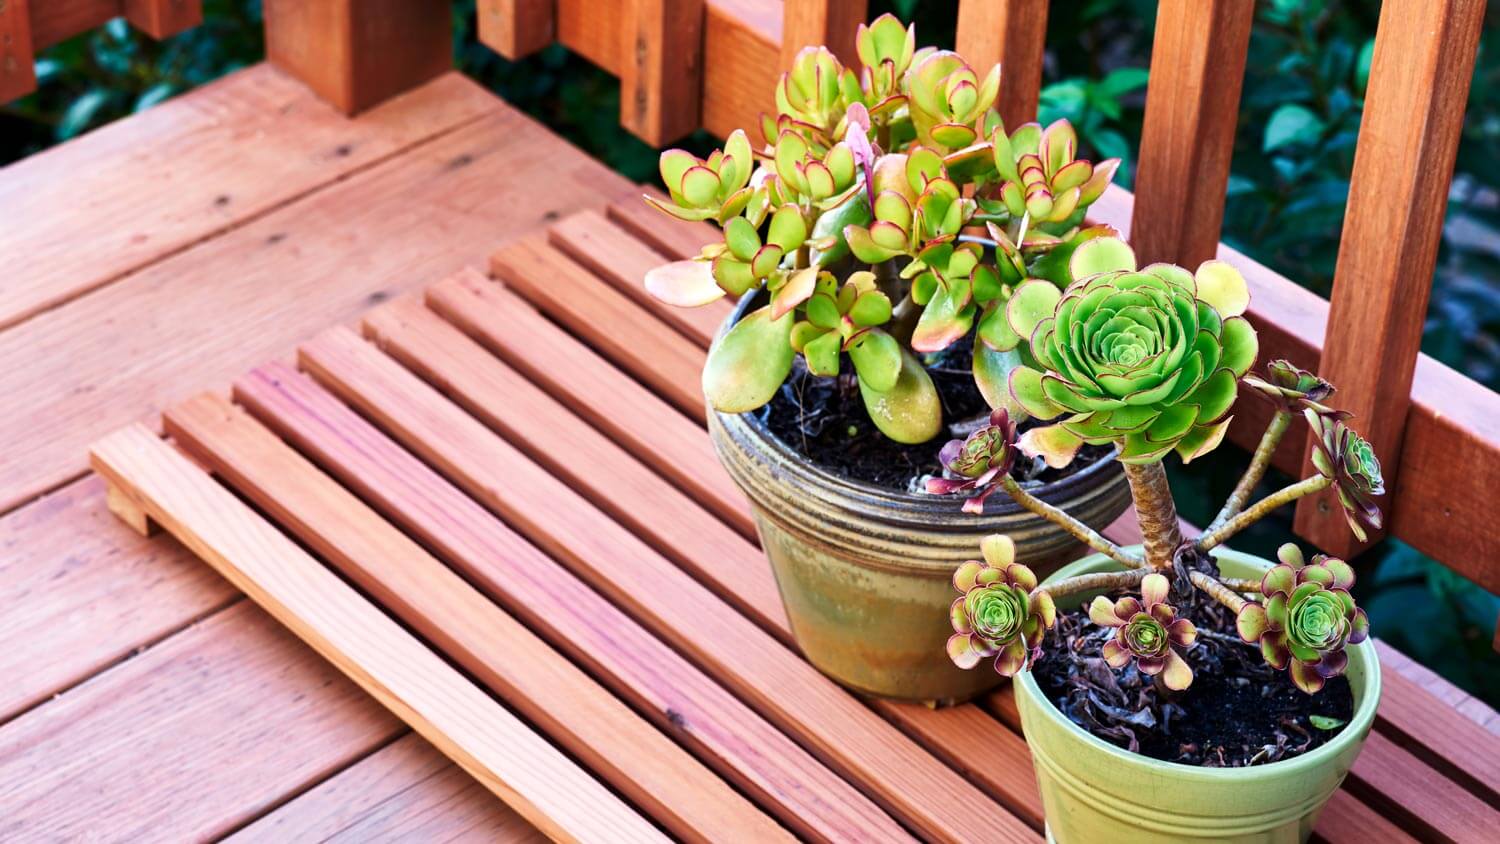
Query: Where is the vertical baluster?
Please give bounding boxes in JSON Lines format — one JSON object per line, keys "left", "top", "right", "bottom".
{"left": 0, "top": 0, "right": 36, "bottom": 101}
{"left": 781, "top": 0, "right": 866, "bottom": 70}
{"left": 1129, "top": 0, "right": 1252, "bottom": 268}
{"left": 955, "top": 0, "right": 1048, "bottom": 129}
{"left": 123, "top": 0, "right": 201, "bottom": 39}
{"left": 620, "top": 0, "right": 704, "bottom": 145}
{"left": 478, "top": 0, "right": 555, "bottom": 59}
{"left": 1293, "top": 0, "right": 1484, "bottom": 556}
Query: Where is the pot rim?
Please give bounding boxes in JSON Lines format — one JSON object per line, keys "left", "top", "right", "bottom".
{"left": 1014, "top": 545, "right": 1382, "bottom": 781}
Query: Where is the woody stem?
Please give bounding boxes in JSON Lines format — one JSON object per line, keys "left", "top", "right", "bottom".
{"left": 1122, "top": 461, "right": 1181, "bottom": 570}
{"left": 1190, "top": 571, "right": 1250, "bottom": 614}
{"left": 1031, "top": 568, "right": 1152, "bottom": 602}
{"left": 1205, "top": 411, "right": 1291, "bottom": 534}
{"left": 1195, "top": 475, "right": 1333, "bottom": 553}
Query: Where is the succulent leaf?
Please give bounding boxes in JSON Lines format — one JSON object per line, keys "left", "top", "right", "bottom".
{"left": 1306, "top": 410, "right": 1385, "bottom": 542}
{"left": 860, "top": 347, "right": 942, "bottom": 443}
{"left": 703, "top": 305, "right": 795, "bottom": 413}
{"left": 1091, "top": 573, "right": 1196, "bottom": 690}
{"left": 1237, "top": 546, "right": 1368, "bottom": 694}
{"left": 644, "top": 260, "right": 729, "bottom": 307}
{"left": 925, "top": 409, "right": 1018, "bottom": 513}
{"left": 945, "top": 535, "right": 1054, "bottom": 677}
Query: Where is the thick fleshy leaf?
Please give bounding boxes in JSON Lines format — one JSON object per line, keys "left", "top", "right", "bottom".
{"left": 947, "top": 633, "right": 983, "bottom": 669}
{"left": 848, "top": 329, "right": 901, "bottom": 392}
{"left": 1101, "top": 638, "right": 1130, "bottom": 668}
{"left": 994, "top": 639, "right": 1028, "bottom": 677}
{"left": 1018, "top": 423, "right": 1084, "bottom": 468}
{"left": 724, "top": 216, "right": 760, "bottom": 261}
{"left": 953, "top": 561, "right": 985, "bottom": 593}
{"left": 645, "top": 260, "right": 729, "bottom": 307}
{"left": 1141, "top": 573, "right": 1169, "bottom": 608}
{"left": 659, "top": 149, "right": 698, "bottom": 197}
{"left": 1219, "top": 317, "right": 1259, "bottom": 377}
{"left": 1194, "top": 260, "right": 1250, "bottom": 318}
{"left": 912, "top": 282, "right": 976, "bottom": 352}
{"left": 803, "top": 329, "right": 841, "bottom": 377}
{"left": 849, "top": 291, "right": 893, "bottom": 326}
{"left": 1174, "top": 416, "right": 1232, "bottom": 463}
{"left": 1261, "top": 565, "right": 1298, "bottom": 598}
{"left": 845, "top": 224, "right": 905, "bottom": 263}
{"left": 767, "top": 205, "right": 808, "bottom": 251}
{"left": 973, "top": 340, "right": 1028, "bottom": 420}
{"left": 982, "top": 534, "right": 1016, "bottom": 568}
{"left": 1262, "top": 632, "right": 1290, "bottom": 670}
{"left": 1237, "top": 603, "right": 1270, "bottom": 642}
{"left": 860, "top": 347, "right": 942, "bottom": 443}
{"left": 702, "top": 305, "right": 795, "bottom": 413}
{"left": 1290, "top": 658, "right": 1326, "bottom": 694}
{"left": 1008, "top": 366, "right": 1066, "bottom": 420}
{"left": 1069, "top": 236, "right": 1136, "bottom": 279}
{"left": 1089, "top": 595, "right": 1123, "bottom": 628}
{"left": 1160, "top": 650, "right": 1194, "bottom": 690}
{"left": 681, "top": 166, "right": 721, "bottom": 206}
{"left": 977, "top": 301, "right": 1021, "bottom": 351}
{"left": 1006, "top": 279, "right": 1063, "bottom": 340}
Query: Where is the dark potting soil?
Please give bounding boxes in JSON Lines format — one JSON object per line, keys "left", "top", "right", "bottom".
{"left": 1032, "top": 583, "right": 1355, "bottom": 767}
{"left": 757, "top": 332, "right": 1112, "bottom": 492}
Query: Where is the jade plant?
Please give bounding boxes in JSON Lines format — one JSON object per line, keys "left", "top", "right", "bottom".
{"left": 942, "top": 236, "right": 1382, "bottom": 701}
{"left": 643, "top": 14, "right": 1121, "bottom": 443}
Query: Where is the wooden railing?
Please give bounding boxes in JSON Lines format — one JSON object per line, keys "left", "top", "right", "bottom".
{"left": 3, "top": 1, "right": 1496, "bottom": 626}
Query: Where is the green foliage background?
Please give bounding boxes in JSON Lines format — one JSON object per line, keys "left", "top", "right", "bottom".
{"left": 2, "top": 0, "right": 1496, "bottom": 704}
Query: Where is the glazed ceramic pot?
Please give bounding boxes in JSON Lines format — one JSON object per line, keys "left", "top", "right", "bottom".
{"left": 1014, "top": 548, "right": 1382, "bottom": 843}
{"left": 707, "top": 296, "right": 1133, "bottom": 704}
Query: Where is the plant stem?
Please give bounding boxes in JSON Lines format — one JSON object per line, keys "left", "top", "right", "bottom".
{"left": 1189, "top": 570, "right": 1250, "bottom": 614}
{"left": 1218, "top": 577, "right": 1264, "bottom": 594}
{"left": 1122, "top": 461, "right": 1181, "bottom": 570}
{"left": 1205, "top": 411, "right": 1291, "bottom": 534}
{"left": 1000, "top": 477, "right": 1142, "bottom": 568}
{"left": 1195, "top": 475, "right": 1333, "bottom": 552}
{"left": 1033, "top": 568, "right": 1152, "bottom": 602}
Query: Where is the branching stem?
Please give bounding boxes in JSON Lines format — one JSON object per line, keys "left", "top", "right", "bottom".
{"left": 1032, "top": 568, "right": 1152, "bottom": 602}
{"left": 1189, "top": 570, "right": 1250, "bottom": 614}
{"left": 1195, "top": 475, "right": 1333, "bottom": 552}
{"left": 1121, "top": 461, "right": 1181, "bottom": 570}
{"left": 1205, "top": 411, "right": 1292, "bottom": 534}
{"left": 1218, "top": 577, "right": 1264, "bottom": 594}
{"left": 999, "top": 477, "right": 1142, "bottom": 568}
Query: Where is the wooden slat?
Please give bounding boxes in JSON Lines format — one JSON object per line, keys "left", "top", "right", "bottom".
{"left": 490, "top": 234, "right": 707, "bottom": 417}
{"left": 1129, "top": 0, "right": 1253, "bottom": 268}
{"left": 25, "top": 0, "right": 119, "bottom": 49}
{"left": 230, "top": 734, "right": 546, "bottom": 844}
{"left": 1370, "top": 648, "right": 1500, "bottom": 803}
{"left": 0, "top": 475, "right": 238, "bottom": 722}
{"left": 285, "top": 327, "right": 1036, "bottom": 842}
{"left": 1375, "top": 641, "right": 1500, "bottom": 736}
{"left": 0, "top": 66, "right": 495, "bottom": 334}
{"left": 781, "top": 0, "right": 866, "bottom": 69}
{"left": 621, "top": 0, "right": 705, "bottom": 144}
{"left": 548, "top": 209, "right": 732, "bottom": 347}
{"left": 1342, "top": 730, "right": 1500, "bottom": 842}
{"left": 608, "top": 192, "right": 719, "bottom": 260}
{"left": 955, "top": 0, "right": 1048, "bottom": 128}
{"left": 0, "top": 96, "right": 635, "bottom": 514}
{"left": 478, "top": 0, "right": 555, "bottom": 59}
{"left": 0, "top": 0, "right": 36, "bottom": 102}
{"left": 0, "top": 602, "right": 402, "bottom": 840}
{"left": 1293, "top": 0, "right": 1485, "bottom": 556}
{"left": 121, "top": 0, "right": 200, "bottom": 39}
{"left": 425, "top": 271, "right": 752, "bottom": 539}
{"left": 165, "top": 391, "right": 795, "bottom": 843}
{"left": 90, "top": 425, "right": 665, "bottom": 844}
{"left": 263, "top": 0, "right": 453, "bottom": 115}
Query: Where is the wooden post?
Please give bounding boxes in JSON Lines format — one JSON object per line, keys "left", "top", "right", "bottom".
{"left": 0, "top": 0, "right": 37, "bottom": 102}
{"left": 263, "top": 0, "right": 452, "bottom": 115}
{"left": 1129, "top": 0, "right": 1252, "bottom": 268}
{"left": 1294, "top": 0, "right": 1484, "bottom": 556}
{"left": 123, "top": 0, "right": 202, "bottom": 40}
{"left": 781, "top": 0, "right": 867, "bottom": 70}
{"left": 955, "top": 0, "right": 1049, "bottom": 129}
{"left": 477, "top": 0, "right": 554, "bottom": 59}
{"left": 620, "top": 0, "right": 704, "bottom": 145}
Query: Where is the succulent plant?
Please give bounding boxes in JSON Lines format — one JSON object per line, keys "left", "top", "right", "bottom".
{"left": 786, "top": 270, "right": 897, "bottom": 380}
{"left": 1236, "top": 544, "right": 1369, "bottom": 694}
{"left": 776, "top": 46, "right": 847, "bottom": 133}
{"left": 646, "top": 129, "right": 757, "bottom": 224}
{"left": 947, "top": 535, "right": 1056, "bottom": 676}
{"left": 906, "top": 50, "right": 1000, "bottom": 152}
{"left": 1088, "top": 573, "right": 1197, "bottom": 690}
{"left": 1243, "top": 359, "right": 1336, "bottom": 415}
{"left": 1001, "top": 236, "right": 1259, "bottom": 467}
{"left": 850, "top": 15, "right": 915, "bottom": 113}
{"left": 1306, "top": 408, "right": 1385, "bottom": 542}
{"left": 986, "top": 120, "right": 1119, "bottom": 228}
{"left": 926, "top": 409, "right": 1018, "bottom": 513}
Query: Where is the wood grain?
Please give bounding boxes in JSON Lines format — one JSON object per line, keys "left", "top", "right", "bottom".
{"left": 1129, "top": 0, "right": 1253, "bottom": 268}
{"left": 955, "top": 0, "right": 1049, "bottom": 128}
{"left": 621, "top": 0, "right": 704, "bottom": 144}
{"left": 0, "top": 602, "right": 402, "bottom": 841}
{"left": 165, "top": 391, "right": 793, "bottom": 843}
{"left": 0, "top": 98, "right": 633, "bottom": 514}
{"left": 1343, "top": 729, "right": 1500, "bottom": 842}
{"left": 607, "top": 193, "right": 718, "bottom": 260}
{"left": 90, "top": 425, "right": 666, "bottom": 844}
{"left": 490, "top": 234, "right": 708, "bottom": 418}
{"left": 781, "top": 0, "right": 867, "bottom": 69}
{"left": 478, "top": 0, "right": 555, "bottom": 59}
{"left": 122, "top": 0, "right": 200, "bottom": 39}
{"left": 230, "top": 733, "right": 546, "bottom": 844}
{"left": 0, "top": 0, "right": 36, "bottom": 101}
{"left": 283, "top": 327, "right": 1036, "bottom": 842}
{"left": 0, "top": 65, "right": 495, "bottom": 333}
{"left": 1293, "top": 0, "right": 1486, "bottom": 556}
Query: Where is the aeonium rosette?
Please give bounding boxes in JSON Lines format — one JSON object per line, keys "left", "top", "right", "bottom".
{"left": 926, "top": 408, "right": 1018, "bottom": 513}
{"left": 1088, "top": 573, "right": 1197, "bottom": 690}
{"left": 1306, "top": 410, "right": 1385, "bottom": 542}
{"left": 946, "top": 535, "right": 1056, "bottom": 676}
{"left": 1236, "top": 544, "right": 1369, "bottom": 694}
{"left": 1243, "top": 359, "right": 1336, "bottom": 415}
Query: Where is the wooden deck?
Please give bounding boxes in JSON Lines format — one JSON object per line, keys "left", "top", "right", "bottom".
{"left": 3, "top": 63, "right": 1499, "bottom": 841}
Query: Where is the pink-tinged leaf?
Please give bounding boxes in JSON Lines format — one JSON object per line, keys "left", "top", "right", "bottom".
{"left": 680, "top": 165, "right": 722, "bottom": 206}
{"left": 1236, "top": 602, "right": 1269, "bottom": 642}
{"left": 771, "top": 267, "right": 818, "bottom": 319}
{"left": 981, "top": 534, "right": 1016, "bottom": 568}
{"left": 1018, "top": 423, "right": 1083, "bottom": 468}
{"left": 953, "top": 561, "right": 985, "bottom": 593}
{"left": 643, "top": 193, "right": 716, "bottom": 222}
{"left": 1169, "top": 618, "right": 1197, "bottom": 648}
{"left": 1160, "top": 650, "right": 1194, "bottom": 690}
{"left": 994, "top": 639, "right": 1028, "bottom": 677}
{"left": 1349, "top": 608, "right": 1370, "bottom": 644}
{"left": 645, "top": 260, "right": 728, "bottom": 307}
{"left": 1089, "top": 596, "right": 1123, "bottom": 628}
{"left": 947, "top": 633, "right": 982, "bottom": 669}
{"left": 1140, "top": 573, "right": 1170, "bottom": 608}
{"left": 1101, "top": 638, "right": 1130, "bottom": 668}
{"left": 1290, "top": 659, "right": 1325, "bottom": 694}
{"left": 1261, "top": 565, "right": 1298, "bottom": 598}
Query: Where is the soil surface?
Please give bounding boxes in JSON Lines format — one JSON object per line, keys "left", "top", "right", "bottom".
{"left": 1032, "top": 582, "right": 1355, "bottom": 767}
{"left": 757, "top": 333, "right": 1111, "bottom": 492}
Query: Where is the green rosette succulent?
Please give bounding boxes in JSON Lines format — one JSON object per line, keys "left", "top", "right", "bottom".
{"left": 1000, "top": 236, "right": 1259, "bottom": 467}
{"left": 1306, "top": 409, "right": 1385, "bottom": 542}
{"left": 1088, "top": 573, "right": 1197, "bottom": 690}
{"left": 1236, "top": 544, "right": 1369, "bottom": 694}
{"left": 906, "top": 50, "right": 1000, "bottom": 152}
{"left": 926, "top": 408, "right": 1017, "bottom": 513}
{"left": 646, "top": 129, "right": 758, "bottom": 224}
{"left": 1243, "top": 359, "right": 1336, "bottom": 415}
{"left": 986, "top": 120, "right": 1119, "bottom": 228}
{"left": 947, "top": 535, "right": 1056, "bottom": 676}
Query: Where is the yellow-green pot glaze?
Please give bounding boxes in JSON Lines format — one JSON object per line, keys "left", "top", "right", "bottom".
{"left": 706, "top": 298, "right": 1132, "bottom": 704}
{"left": 1015, "top": 548, "right": 1381, "bottom": 843}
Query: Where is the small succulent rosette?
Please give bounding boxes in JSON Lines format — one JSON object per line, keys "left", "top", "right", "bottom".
{"left": 926, "top": 408, "right": 1017, "bottom": 513}
{"left": 1242, "top": 359, "right": 1336, "bottom": 415}
{"left": 1088, "top": 573, "right": 1197, "bottom": 690}
{"left": 1306, "top": 409, "right": 1385, "bottom": 542}
{"left": 1236, "top": 544, "right": 1370, "bottom": 694}
{"left": 947, "top": 535, "right": 1056, "bottom": 676}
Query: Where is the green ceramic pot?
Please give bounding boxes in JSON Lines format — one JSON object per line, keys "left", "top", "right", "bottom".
{"left": 1014, "top": 548, "right": 1382, "bottom": 843}
{"left": 707, "top": 296, "right": 1132, "bottom": 704}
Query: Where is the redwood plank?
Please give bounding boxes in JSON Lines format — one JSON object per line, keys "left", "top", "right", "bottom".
{"left": 607, "top": 192, "right": 719, "bottom": 260}
{"left": 1369, "top": 646, "right": 1500, "bottom": 802}
{"left": 26, "top": 0, "right": 120, "bottom": 49}
{"left": 0, "top": 99, "right": 634, "bottom": 514}
{"left": 1342, "top": 730, "right": 1500, "bottom": 842}
{"left": 0, "top": 0, "right": 36, "bottom": 101}
{"left": 781, "top": 0, "right": 866, "bottom": 69}
{"left": 1130, "top": 0, "right": 1253, "bottom": 268}
{"left": 0, "top": 602, "right": 401, "bottom": 841}
{"left": 425, "top": 270, "right": 752, "bottom": 539}
{"left": 285, "top": 327, "right": 1037, "bottom": 842}
{"left": 89, "top": 425, "right": 664, "bottom": 843}
{"left": 0, "top": 65, "right": 495, "bottom": 333}
{"left": 165, "top": 392, "right": 794, "bottom": 844}
{"left": 1375, "top": 640, "right": 1500, "bottom": 736}
{"left": 548, "top": 209, "right": 732, "bottom": 348}
{"left": 954, "top": 0, "right": 1048, "bottom": 128}
{"left": 620, "top": 0, "right": 705, "bottom": 144}
{"left": 489, "top": 235, "right": 707, "bottom": 417}
{"left": 230, "top": 733, "right": 546, "bottom": 844}
{"left": 1293, "top": 0, "right": 1485, "bottom": 556}
{"left": 0, "top": 475, "right": 238, "bottom": 722}
{"left": 122, "top": 0, "right": 200, "bottom": 39}
{"left": 478, "top": 0, "right": 555, "bottom": 59}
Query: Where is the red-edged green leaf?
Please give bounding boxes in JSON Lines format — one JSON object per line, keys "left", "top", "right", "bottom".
{"left": 703, "top": 305, "right": 795, "bottom": 412}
